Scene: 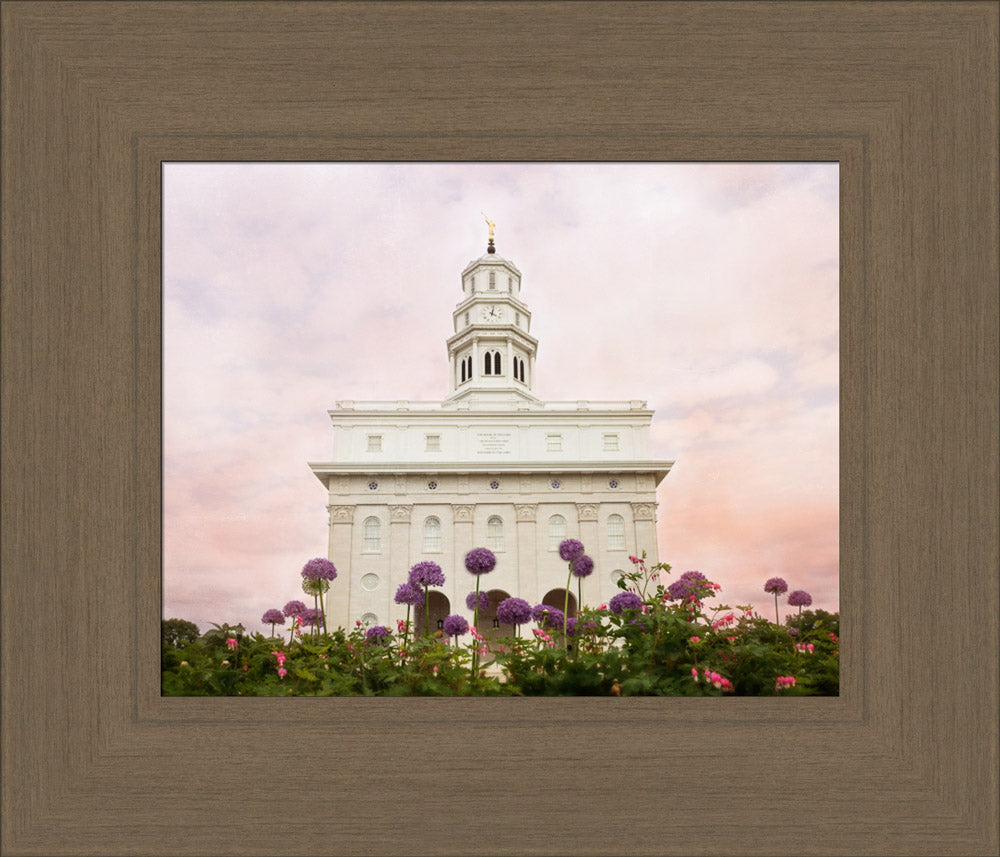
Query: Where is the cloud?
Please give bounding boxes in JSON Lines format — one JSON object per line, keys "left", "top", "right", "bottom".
{"left": 163, "top": 163, "right": 839, "bottom": 633}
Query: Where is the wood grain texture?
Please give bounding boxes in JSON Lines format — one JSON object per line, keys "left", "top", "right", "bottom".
{"left": 2, "top": 2, "right": 996, "bottom": 855}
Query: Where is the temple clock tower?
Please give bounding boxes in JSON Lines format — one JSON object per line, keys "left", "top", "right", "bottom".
{"left": 445, "top": 221, "right": 539, "bottom": 403}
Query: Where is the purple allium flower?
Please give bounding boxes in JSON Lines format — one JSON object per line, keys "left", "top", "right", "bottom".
{"left": 787, "top": 590, "right": 813, "bottom": 607}
{"left": 558, "top": 539, "right": 585, "bottom": 562}
{"left": 394, "top": 582, "right": 425, "bottom": 607}
{"left": 466, "top": 590, "right": 490, "bottom": 611}
{"left": 283, "top": 600, "right": 307, "bottom": 618}
{"left": 532, "top": 604, "right": 565, "bottom": 630}
{"left": 570, "top": 555, "right": 594, "bottom": 578}
{"left": 261, "top": 609, "right": 285, "bottom": 625}
{"left": 666, "top": 571, "right": 707, "bottom": 601}
{"left": 301, "top": 557, "right": 337, "bottom": 581}
{"left": 565, "top": 617, "right": 579, "bottom": 637}
{"left": 442, "top": 614, "right": 469, "bottom": 637}
{"left": 608, "top": 591, "right": 643, "bottom": 615}
{"left": 408, "top": 561, "right": 445, "bottom": 587}
{"left": 496, "top": 596, "right": 533, "bottom": 626}
{"left": 786, "top": 627, "right": 800, "bottom": 637}
{"left": 364, "top": 625, "right": 390, "bottom": 644}
{"left": 764, "top": 576, "right": 788, "bottom": 595}
{"left": 464, "top": 547, "right": 497, "bottom": 575}
{"left": 300, "top": 607, "right": 323, "bottom": 627}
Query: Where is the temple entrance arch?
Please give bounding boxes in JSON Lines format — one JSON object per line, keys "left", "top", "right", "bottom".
{"left": 542, "top": 588, "right": 577, "bottom": 617}
{"left": 414, "top": 591, "right": 451, "bottom": 638}
{"left": 478, "top": 588, "right": 512, "bottom": 661}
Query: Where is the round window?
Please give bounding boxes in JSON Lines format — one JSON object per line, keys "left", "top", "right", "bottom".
{"left": 609, "top": 479, "right": 619, "bottom": 489}
{"left": 368, "top": 481, "right": 378, "bottom": 490}
{"left": 490, "top": 480, "right": 500, "bottom": 490}
{"left": 360, "top": 612, "right": 378, "bottom": 628}
{"left": 551, "top": 479, "right": 561, "bottom": 489}
{"left": 361, "top": 573, "right": 380, "bottom": 591}
{"left": 427, "top": 481, "right": 437, "bottom": 490}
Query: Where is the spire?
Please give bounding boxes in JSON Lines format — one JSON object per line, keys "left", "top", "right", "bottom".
{"left": 482, "top": 213, "right": 496, "bottom": 254}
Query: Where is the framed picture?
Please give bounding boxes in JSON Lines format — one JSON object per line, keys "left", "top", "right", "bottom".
{"left": 3, "top": 3, "right": 996, "bottom": 855}
{"left": 161, "top": 161, "right": 840, "bottom": 697}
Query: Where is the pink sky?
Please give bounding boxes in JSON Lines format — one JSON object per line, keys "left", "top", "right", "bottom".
{"left": 163, "top": 163, "right": 839, "bottom": 635}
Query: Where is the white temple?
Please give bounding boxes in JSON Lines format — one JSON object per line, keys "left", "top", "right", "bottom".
{"left": 309, "top": 227, "right": 673, "bottom": 632}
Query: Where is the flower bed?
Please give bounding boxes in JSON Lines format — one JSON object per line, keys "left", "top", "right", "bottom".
{"left": 162, "top": 549, "right": 839, "bottom": 697}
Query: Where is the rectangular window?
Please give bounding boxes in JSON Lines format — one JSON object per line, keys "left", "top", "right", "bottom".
{"left": 515, "top": 312, "right": 521, "bottom": 326}
{"left": 425, "top": 434, "right": 441, "bottom": 452}
{"left": 603, "top": 433, "right": 619, "bottom": 451}
{"left": 489, "top": 272, "right": 496, "bottom": 289}
{"left": 367, "top": 434, "right": 382, "bottom": 452}
{"left": 546, "top": 434, "right": 562, "bottom": 452}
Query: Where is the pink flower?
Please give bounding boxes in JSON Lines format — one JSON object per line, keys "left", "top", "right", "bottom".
{"left": 629, "top": 555, "right": 639, "bottom": 564}
{"left": 243, "top": 665, "right": 249, "bottom": 672}
{"left": 226, "top": 637, "right": 238, "bottom": 650}
{"left": 598, "top": 604, "right": 607, "bottom": 611}
{"left": 691, "top": 667, "right": 700, "bottom": 681}
{"left": 355, "top": 619, "right": 362, "bottom": 628}
{"left": 397, "top": 620, "right": 406, "bottom": 633}
{"left": 277, "top": 667, "right": 287, "bottom": 679}
{"left": 690, "top": 636, "right": 701, "bottom": 643}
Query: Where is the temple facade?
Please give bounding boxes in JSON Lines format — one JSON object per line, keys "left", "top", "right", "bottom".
{"left": 309, "top": 231, "right": 673, "bottom": 632}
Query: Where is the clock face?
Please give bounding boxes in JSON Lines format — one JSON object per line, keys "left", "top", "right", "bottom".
{"left": 480, "top": 305, "right": 503, "bottom": 322}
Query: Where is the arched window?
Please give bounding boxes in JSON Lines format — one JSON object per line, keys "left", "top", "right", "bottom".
{"left": 484, "top": 352, "right": 492, "bottom": 375}
{"left": 608, "top": 514, "right": 625, "bottom": 550}
{"left": 487, "top": 516, "right": 504, "bottom": 551}
{"left": 520, "top": 360, "right": 525, "bottom": 382}
{"left": 493, "top": 352, "right": 501, "bottom": 375}
{"left": 424, "top": 517, "right": 441, "bottom": 552}
{"left": 466, "top": 355, "right": 472, "bottom": 378}
{"left": 548, "top": 514, "right": 566, "bottom": 551}
{"left": 363, "top": 517, "right": 381, "bottom": 553}
{"left": 460, "top": 360, "right": 467, "bottom": 382}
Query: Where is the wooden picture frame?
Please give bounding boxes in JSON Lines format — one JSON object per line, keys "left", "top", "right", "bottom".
{"left": 3, "top": 3, "right": 996, "bottom": 855}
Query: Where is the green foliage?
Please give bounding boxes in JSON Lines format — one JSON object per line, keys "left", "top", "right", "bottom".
{"left": 161, "top": 618, "right": 200, "bottom": 648}
{"left": 161, "top": 557, "right": 839, "bottom": 697}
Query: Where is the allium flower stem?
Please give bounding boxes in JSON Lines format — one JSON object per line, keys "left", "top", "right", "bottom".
{"left": 424, "top": 586, "right": 430, "bottom": 637}
{"left": 774, "top": 593, "right": 780, "bottom": 625}
{"left": 472, "top": 576, "right": 482, "bottom": 673}
{"left": 563, "top": 564, "right": 573, "bottom": 650}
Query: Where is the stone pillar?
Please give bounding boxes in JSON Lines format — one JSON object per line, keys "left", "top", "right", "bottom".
{"left": 631, "top": 502, "right": 657, "bottom": 559}
{"left": 327, "top": 504, "right": 354, "bottom": 630}
{"left": 515, "top": 504, "right": 538, "bottom": 601}
{"left": 389, "top": 505, "right": 413, "bottom": 614}
{"left": 576, "top": 502, "right": 600, "bottom": 609}
{"left": 472, "top": 340, "right": 479, "bottom": 381}
{"left": 453, "top": 504, "right": 475, "bottom": 608}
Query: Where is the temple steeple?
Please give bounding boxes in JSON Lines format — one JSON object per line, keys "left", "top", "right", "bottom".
{"left": 445, "top": 231, "right": 538, "bottom": 404}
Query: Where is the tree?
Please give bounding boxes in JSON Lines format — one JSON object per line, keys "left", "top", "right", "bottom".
{"left": 162, "top": 618, "right": 200, "bottom": 648}
{"left": 784, "top": 609, "right": 839, "bottom": 637}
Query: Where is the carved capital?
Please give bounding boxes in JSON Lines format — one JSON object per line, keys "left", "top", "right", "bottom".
{"left": 631, "top": 503, "right": 655, "bottom": 521}
{"left": 328, "top": 505, "right": 353, "bottom": 523}
{"left": 515, "top": 503, "right": 537, "bottom": 523}
{"left": 576, "top": 503, "right": 598, "bottom": 522}
{"left": 453, "top": 504, "right": 474, "bottom": 522}
{"left": 389, "top": 504, "right": 412, "bottom": 523}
